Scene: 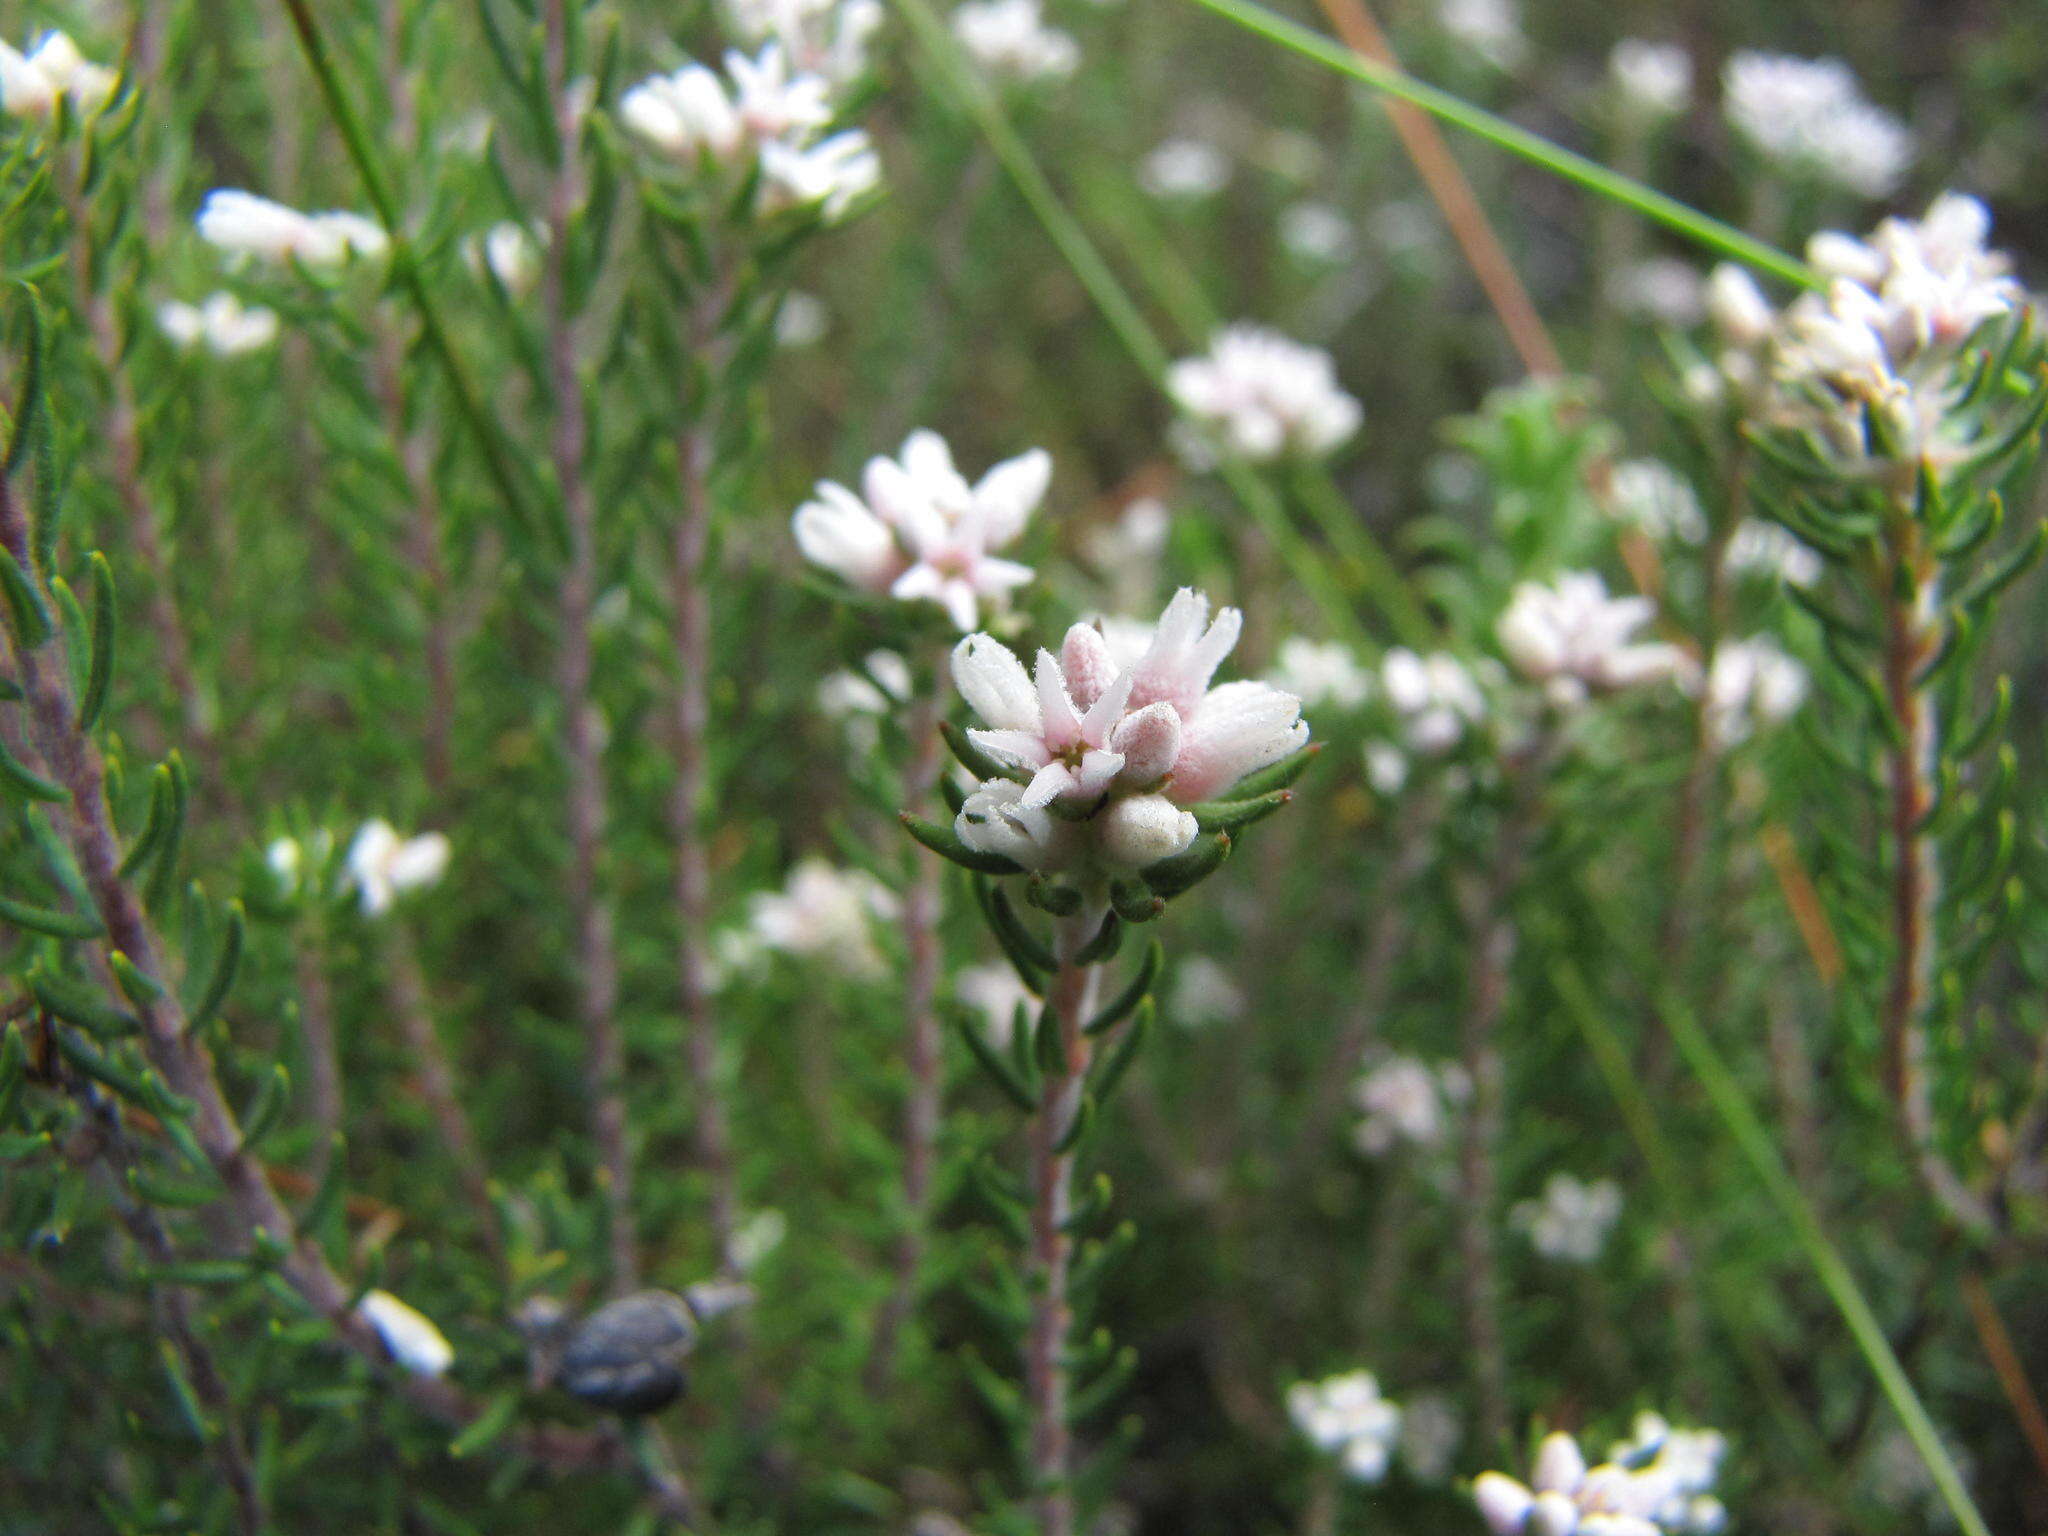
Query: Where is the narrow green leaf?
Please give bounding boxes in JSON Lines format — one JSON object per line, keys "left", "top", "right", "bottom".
{"left": 79, "top": 551, "right": 114, "bottom": 730}
{"left": 0, "top": 889, "right": 104, "bottom": 939}
{"left": 187, "top": 901, "right": 244, "bottom": 1031}
{"left": 901, "top": 812, "right": 1024, "bottom": 875}
{"left": 1086, "top": 939, "right": 1161, "bottom": 1036}
{"left": 0, "top": 545, "right": 52, "bottom": 648}
{"left": 450, "top": 1393, "right": 521, "bottom": 1459}
{"left": 0, "top": 726, "right": 65, "bottom": 802}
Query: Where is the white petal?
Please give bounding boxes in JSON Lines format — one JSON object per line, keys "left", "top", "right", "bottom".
{"left": 952, "top": 634, "right": 1040, "bottom": 731}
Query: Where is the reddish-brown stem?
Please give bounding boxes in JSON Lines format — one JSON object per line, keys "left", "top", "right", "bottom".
{"left": 0, "top": 469, "right": 690, "bottom": 1520}
{"left": 1026, "top": 914, "right": 1105, "bottom": 1536}
{"left": 293, "top": 916, "right": 344, "bottom": 1182}
{"left": 867, "top": 652, "right": 951, "bottom": 1386}
{"left": 1961, "top": 1268, "right": 2048, "bottom": 1484}
{"left": 540, "top": 0, "right": 634, "bottom": 1293}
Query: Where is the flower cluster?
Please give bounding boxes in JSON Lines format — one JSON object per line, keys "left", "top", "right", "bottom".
{"left": 1607, "top": 40, "right": 1691, "bottom": 125}
{"left": 0, "top": 30, "right": 116, "bottom": 120}
{"left": 1605, "top": 459, "right": 1706, "bottom": 546}
{"left": 1269, "top": 637, "right": 1372, "bottom": 713}
{"left": 1379, "top": 648, "right": 1489, "bottom": 756}
{"left": 723, "top": 0, "right": 882, "bottom": 84}
{"left": 1475, "top": 1418, "right": 1727, "bottom": 1536}
{"left": 950, "top": 589, "right": 1308, "bottom": 878}
{"left": 197, "top": 190, "right": 389, "bottom": 270}
{"left": 157, "top": 293, "right": 280, "bottom": 358}
{"left": 747, "top": 858, "right": 900, "bottom": 979}
{"left": 817, "top": 648, "right": 913, "bottom": 754}
{"left": 1168, "top": 324, "right": 1362, "bottom": 465}
{"left": 1437, "top": 0, "right": 1526, "bottom": 72}
{"left": 1287, "top": 1370, "right": 1404, "bottom": 1483}
{"left": 1352, "top": 1055, "right": 1470, "bottom": 1156}
{"left": 950, "top": 0, "right": 1080, "bottom": 83}
{"left": 1699, "top": 635, "right": 1807, "bottom": 749}
{"left": 620, "top": 43, "right": 879, "bottom": 222}
{"left": 1140, "top": 138, "right": 1230, "bottom": 200}
{"left": 1721, "top": 52, "right": 1911, "bottom": 199}
{"left": 793, "top": 430, "right": 1048, "bottom": 631}
{"left": 346, "top": 820, "right": 452, "bottom": 918}
{"left": 956, "top": 961, "right": 1039, "bottom": 1046}
{"left": 1497, "top": 573, "right": 1693, "bottom": 707}
{"left": 1512, "top": 1172, "right": 1623, "bottom": 1264}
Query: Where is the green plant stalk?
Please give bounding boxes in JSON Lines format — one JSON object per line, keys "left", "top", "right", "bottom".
{"left": 891, "top": 0, "right": 1378, "bottom": 654}
{"left": 1661, "top": 993, "right": 1991, "bottom": 1536}
{"left": 1181, "top": 0, "right": 1817, "bottom": 291}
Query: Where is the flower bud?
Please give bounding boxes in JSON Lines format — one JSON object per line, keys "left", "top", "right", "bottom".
{"left": 1473, "top": 1472, "right": 1536, "bottom": 1533}
{"left": 1097, "top": 793, "right": 1198, "bottom": 869}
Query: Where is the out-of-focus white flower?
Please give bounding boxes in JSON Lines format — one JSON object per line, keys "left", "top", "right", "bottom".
{"left": 817, "top": 649, "right": 912, "bottom": 753}
{"left": 1169, "top": 324, "right": 1362, "bottom": 464}
{"left": 198, "top": 190, "right": 389, "bottom": 269}
{"left": 464, "top": 221, "right": 541, "bottom": 295}
{"left": 731, "top": 1208, "right": 788, "bottom": 1270}
{"left": 1280, "top": 201, "right": 1355, "bottom": 263}
{"left": 1607, "top": 258, "right": 1705, "bottom": 328}
{"left": 0, "top": 30, "right": 117, "bottom": 119}
{"left": 1399, "top": 1392, "right": 1462, "bottom": 1481}
{"left": 1352, "top": 1055, "right": 1469, "bottom": 1155}
{"left": 1700, "top": 636, "right": 1806, "bottom": 748}
{"left": 1364, "top": 742, "right": 1409, "bottom": 795}
{"left": 793, "top": 430, "right": 1045, "bottom": 630}
{"left": 1168, "top": 955, "right": 1245, "bottom": 1027}
{"left": 346, "top": 820, "right": 450, "bottom": 917}
{"left": 1475, "top": 1425, "right": 1715, "bottom": 1536}
{"left": 1608, "top": 40, "right": 1691, "bottom": 124}
{"left": 1379, "top": 647, "right": 1487, "bottom": 754}
{"left": 956, "top": 961, "right": 1038, "bottom": 1046}
{"left": 266, "top": 830, "right": 334, "bottom": 899}
{"left": 723, "top": 0, "right": 884, "bottom": 85}
{"left": 776, "top": 289, "right": 830, "bottom": 347}
{"left": 157, "top": 293, "right": 280, "bottom": 358}
{"left": 358, "top": 1289, "right": 454, "bottom": 1376}
{"left": 950, "top": 0, "right": 1079, "bottom": 82}
{"left": 1606, "top": 459, "right": 1706, "bottom": 546}
{"left": 1864, "top": 1426, "right": 1974, "bottom": 1530}
{"left": 1723, "top": 519, "right": 1821, "bottom": 587}
{"left": 1438, "top": 0, "right": 1525, "bottom": 71}
{"left": 951, "top": 589, "right": 1308, "bottom": 875}
{"left": 1083, "top": 497, "right": 1171, "bottom": 576}
{"left": 757, "top": 128, "right": 882, "bottom": 220}
{"left": 1722, "top": 52, "right": 1911, "bottom": 199}
{"left": 1139, "top": 138, "right": 1229, "bottom": 199}
{"left": 1497, "top": 573, "right": 1694, "bottom": 707}
{"left": 1270, "top": 637, "right": 1371, "bottom": 712}
{"left": 1512, "top": 1172, "right": 1623, "bottom": 1263}
{"left": 749, "top": 858, "right": 899, "bottom": 978}
{"left": 621, "top": 62, "right": 747, "bottom": 161}
{"left": 1609, "top": 1412, "right": 1729, "bottom": 1532}
{"left": 1288, "top": 1371, "right": 1404, "bottom": 1483}
{"left": 1705, "top": 264, "right": 1775, "bottom": 351}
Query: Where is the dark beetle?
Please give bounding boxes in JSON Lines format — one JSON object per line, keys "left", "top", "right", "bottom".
{"left": 517, "top": 1290, "right": 699, "bottom": 1415}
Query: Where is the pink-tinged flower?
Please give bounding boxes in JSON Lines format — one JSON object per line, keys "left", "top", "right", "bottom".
{"left": 1496, "top": 572, "right": 1693, "bottom": 707}
{"left": 950, "top": 589, "right": 1307, "bottom": 875}
{"left": 1168, "top": 323, "right": 1362, "bottom": 464}
{"left": 793, "top": 430, "right": 1045, "bottom": 630}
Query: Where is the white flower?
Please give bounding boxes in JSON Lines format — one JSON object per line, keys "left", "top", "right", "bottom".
{"left": 0, "top": 30, "right": 117, "bottom": 119}
{"left": 1723, "top": 519, "right": 1821, "bottom": 587}
{"left": 1606, "top": 460, "right": 1706, "bottom": 546}
{"left": 817, "top": 649, "right": 912, "bottom": 718}
{"left": 1270, "top": 638, "right": 1372, "bottom": 712}
{"left": 1280, "top": 201, "right": 1356, "bottom": 263}
{"left": 950, "top": 589, "right": 1308, "bottom": 875}
{"left": 776, "top": 290, "right": 830, "bottom": 347}
{"left": 1700, "top": 636, "right": 1806, "bottom": 748}
{"left": 621, "top": 63, "right": 747, "bottom": 161}
{"left": 730, "top": 1208, "right": 788, "bottom": 1270}
{"left": 1169, "top": 324, "right": 1362, "bottom": 464}
{"left": 758, "top": 128, "right": 882, "bottom": 221}
{"left": 1287, "top": 1371, "right": 1403, "bottom": 1484}
{"left": 1399, "top": 1392, "right": 1462, "bottom": 1481}
{"left": 197, "top": 190, "right": 389, "bottom": 269}
{"left": 1378, "top": 648, "right": 1487, "bottom": 754}
{"left": 722, "top": 0, "right": 883, "bottom": 84}
{"left": 748, "top": 857, "right": 899, "bottom": 978}
{"left": 346, "top": 820, "right": 451, "bottom": 917}
{"left": 1475, "top": 1427, "right": 1705, "bottom": 1536}
{"left": 956, "top": 961, "right": 1039, "bottom": 1046}
{"left": 1722, "top": 52, "right": 1911, "bottom": 198}
{"left": 358, "top": 1289, "right": 454, "bottom": 1376}
{"left": 1352, "top": 1056, "right": 1469, "bottom": 1155}
{"left": 1512, "top": 1172, "right": 1623, "bottom": 1264}
{"left": 1497, "top": 573, "right": 1693, "bottom": 707}
{"left": 795, "top": 430, "right": 1044, "bottom": 629}
{"left": 157, "top": 293, "right": 280, "bottom": 358}
{"left": 1607, "top": 259, "right": 1705, "bottom": 328}
{"left": 1608, "top": 40, "right": 1691, "bottom": 123}
{"left": 1139, "top": 138, "right": 1229, "bottom": 199}
{"left": 1167, "top": 955, "right": 1246, "bottom": 1026}
{"left": 464, "top": 221, "right": 540, "bottom": 295}
{"left": 1438, "top": 0, "right": 1525, "bottom": 71}
{"left": 950, "top": 0, "right": 1079, "bottom": 82}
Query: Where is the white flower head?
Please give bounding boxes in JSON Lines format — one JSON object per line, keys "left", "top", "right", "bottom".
{"left": 950, "top": 0, "right": 1079, "bottom": 82}
{"left": 748, "top": 857, "right": 899, "bottom": 978}
{"left": 1512, "top": 1172, "right": 1624, "bottom": 1264}
{"left": 956, "top": 961, "right": 1039, "bottom": 1047}
{"left": 1723, "top": 519, "right": 1821, "bottom": 588}
{"left": 757, "top": 127, "right": 881, "bottom": 221}
{"left": 1352, "top": 1055, "right": 1469, "bottom": 1156}
{"left": 1722, "top": 52, "right": 1911, "bottom": 198}
{"left": 722, "top": 0, "right": 883, "bottom": 84}
{"left": 358, "top": 1289, "right": 454, "bottom": 1376}
{"left": 794, "top": 429, "right": 1046, "bottom": 629}
{"left": 157, "top": 293, "right": 280, "bottom": 358}
{"left": 1288, "top": 1370, "right": 1404, "bottom": 1484}
{"left": 1608, "top": 40, "right": 1692, "bottom": 124}
{"left": 950, "top": 588, "right": 1308, "bottom": 876}
{"left": 1608, "top": 258, "right": 1706, "bottom": 328}
{"left": 1497, "top": 573, "right": 1694, "bottom": 707}
{"left": 1280, "top": 201, "right": 1356, "bottom": 264}
{"left": 197, "top": 190, "right": 389, "bottom": 270}
{"left": 1270, "top": 637, "right": 1372, "bottom": 713}
{"left": 1139, "top": 138, "right": 1230, "bottom": 200}
{"left": 1438, "top": 0, "right": 1526, "bottom": 71}
{"left": 1378, "top": 647, "right": 1487, "bottom": 755}
{"left": 1169, "top": 324, "right": 1362, "bottom": 464}
{"left": 1168, "top": 955, "right": 1246, "bottom": 1027}
{"left": 1475, "top": 1423, "right": 1717, "bottom": 1536}
{"left": 0, "top": 30, "right": 117, "bottom": 120}
{"left": 464, "top": 221, "right": 541, "bottom": 295}
{"left": 730, "top": 1208, "right": 789, "bottom": 1270}
{"left": 1606, "top": 460, "right": 1706, "bottom": 546}
{"left": 1701, "top": 635, "right": 1807, "bottom": 748}
{"left": 346, "top": 820, "right": 450, "bottom": 917}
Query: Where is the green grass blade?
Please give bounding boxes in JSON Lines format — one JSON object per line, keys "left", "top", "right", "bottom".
{"left": 1181, "top": 0, "right": 1817, "bottom": 291}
